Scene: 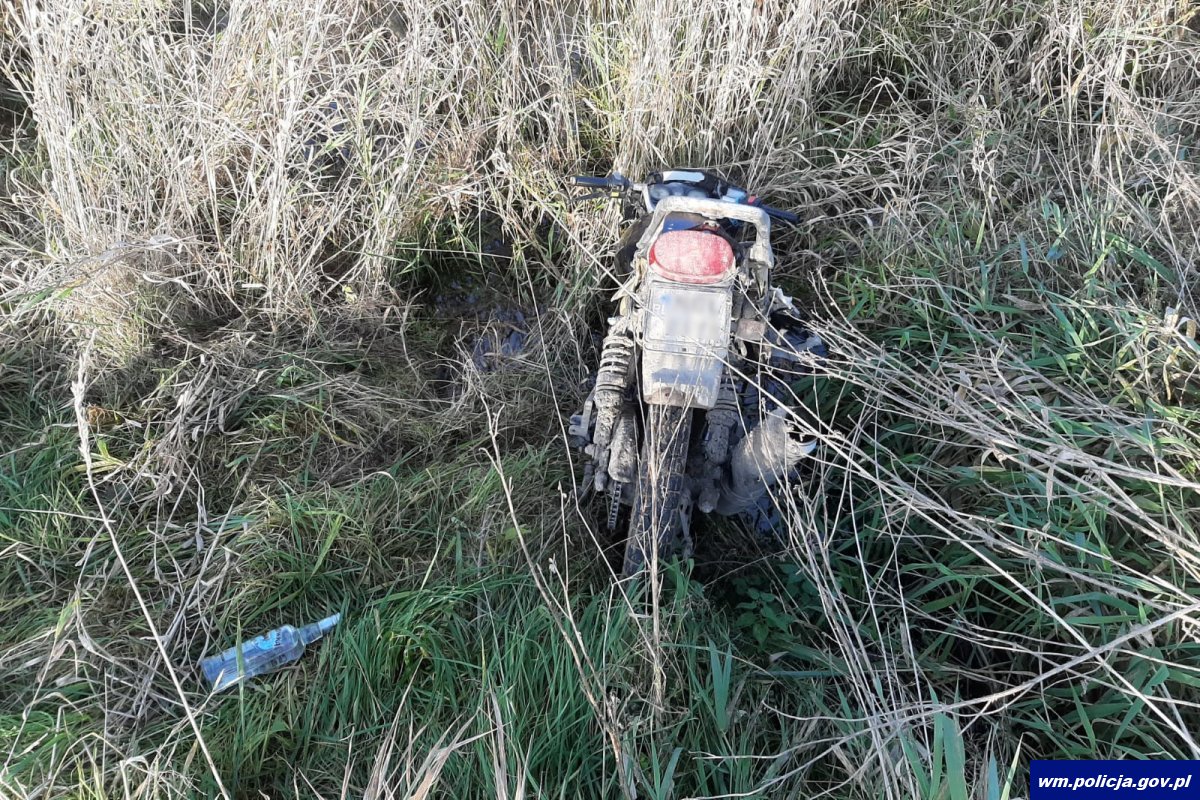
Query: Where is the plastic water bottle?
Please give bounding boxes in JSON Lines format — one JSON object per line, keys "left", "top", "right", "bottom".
{"left": 200, "top": 613, "right": 341, "bottom": 692}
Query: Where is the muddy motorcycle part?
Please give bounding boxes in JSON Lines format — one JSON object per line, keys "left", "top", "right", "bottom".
{"left": 623, "top": 404, "right": 693, "bottom": 577}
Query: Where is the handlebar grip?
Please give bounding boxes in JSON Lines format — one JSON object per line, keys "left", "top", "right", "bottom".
{"left": 569, "top": 176, "right": 614, "bottom": 188}
{"left": 759, "top": 204, "right": 799, "bottom": 224}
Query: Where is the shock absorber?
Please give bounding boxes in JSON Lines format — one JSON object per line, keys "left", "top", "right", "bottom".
{"left": 588, "top": 330, "right": 635, "bottom": 490}
{"left": 704, "top": 373, "right": 738, "bottom": 462}
{"left": 698, "top": 372, "right": 738, "bottom": 513}
{"left": 596, "top": 331, "right": 635, "bottom": 403}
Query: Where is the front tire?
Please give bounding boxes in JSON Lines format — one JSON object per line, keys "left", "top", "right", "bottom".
{"left": 623, "top": 404, "right": 692, "bottom": 576}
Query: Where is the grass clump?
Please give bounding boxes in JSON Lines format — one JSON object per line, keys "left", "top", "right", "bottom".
{"left": 2, "top": 0, "right": 1200, "bottom": 797}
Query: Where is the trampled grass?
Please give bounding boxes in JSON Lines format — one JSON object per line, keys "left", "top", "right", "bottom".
{"left": 1, "top": 0, "right": 1199, "bottom": 797}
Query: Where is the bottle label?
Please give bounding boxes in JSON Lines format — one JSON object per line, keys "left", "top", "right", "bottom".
{"left": 253, "top": 631, "right": 278, "bottom": 651}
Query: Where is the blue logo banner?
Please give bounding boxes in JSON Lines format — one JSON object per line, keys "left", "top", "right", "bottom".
{"left": 1031, "top": 761, "right": 1200, "bottom": 798}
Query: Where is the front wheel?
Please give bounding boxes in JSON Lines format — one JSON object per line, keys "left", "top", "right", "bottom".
{"left": 623, "top": 404, "right": 692, "bottom": 576}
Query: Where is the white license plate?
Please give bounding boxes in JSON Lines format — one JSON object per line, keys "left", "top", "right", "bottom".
{"left": 643, "top": 285, "right": 731, "bottom": 350}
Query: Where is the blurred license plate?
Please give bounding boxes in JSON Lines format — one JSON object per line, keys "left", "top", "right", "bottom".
{"left": 643, "top": 286, "right": 731, "bottom": 349}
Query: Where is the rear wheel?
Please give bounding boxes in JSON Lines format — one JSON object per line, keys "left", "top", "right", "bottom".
{"left": 623, "top": 404, "right": 692, "bottom": 576}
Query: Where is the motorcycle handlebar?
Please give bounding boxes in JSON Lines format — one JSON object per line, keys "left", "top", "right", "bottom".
{"left": 569, "top": 174, "right": 799, "bottom": 224}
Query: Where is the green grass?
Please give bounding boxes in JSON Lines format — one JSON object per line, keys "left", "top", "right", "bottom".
{"left": 3, "top": 0, "right": 1200, "bottom": 797}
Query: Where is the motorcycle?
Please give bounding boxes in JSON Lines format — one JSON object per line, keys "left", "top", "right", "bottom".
{"left": 568, "top": 169, "right": 826, "bottom": 577}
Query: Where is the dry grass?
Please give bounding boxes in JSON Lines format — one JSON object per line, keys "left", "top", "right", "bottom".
{"left": 2, "top": 0, "right": 1199, "bottom": 797}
